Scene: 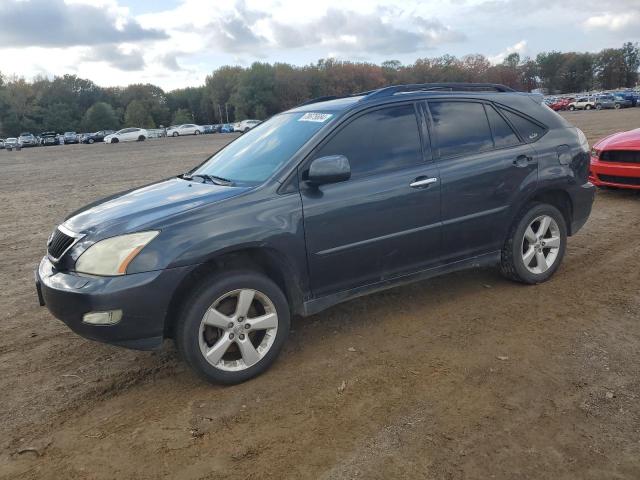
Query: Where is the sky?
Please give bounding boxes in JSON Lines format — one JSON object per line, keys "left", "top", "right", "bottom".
{"left": 0, "top": 0, "right": 639, "bottom": 91}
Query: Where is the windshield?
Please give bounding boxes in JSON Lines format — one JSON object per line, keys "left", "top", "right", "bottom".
{"left": 192, "top": 112, "right": 331, "bottom": 184}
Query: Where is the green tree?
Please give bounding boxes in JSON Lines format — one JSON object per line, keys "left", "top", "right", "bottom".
{"left": 595, "top": 48, "right": 627, "bottom": 90}
{"left": 120, "top": 84, "right": 169, "bottom": 127}
{"left": 205, "top": 66, "right": 243, "bottom": 122}
{"left": 622, "top": 42, "right": 640, "bottom": 87}
{"left": 124, "top": 100, "right": 154, "bottom": 128}
{"left": 536, "top": 51, "right": 566, "bottom": 93}
{"left": 42, "top": 102, "right": 76, "bottom": 132}
{"left": 230, "top": 62, "right": 277, "bottom": 120}
{"left": 82, "top": 102, "right": 119, "bottom": 132}
{"left": 171, "top": 108, "right": 192, "bottom": 125}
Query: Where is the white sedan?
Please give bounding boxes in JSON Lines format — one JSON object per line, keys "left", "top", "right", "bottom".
{"left": 104, "top": 128, "right": 148, "bottom": 144}
{"left": 167, "top": 124, "right": 203, "bottom": 137}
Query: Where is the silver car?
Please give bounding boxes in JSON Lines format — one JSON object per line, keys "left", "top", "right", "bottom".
{"left": 4, "top": 138, "right": 21, "bottom": 151}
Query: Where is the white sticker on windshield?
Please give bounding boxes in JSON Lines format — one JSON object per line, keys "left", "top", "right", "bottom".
{"left": 299, "top": 113, "right": 333, "bottom": 123}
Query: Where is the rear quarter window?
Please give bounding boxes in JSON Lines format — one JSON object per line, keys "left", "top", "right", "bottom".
{"left": 485, "top": 105, "right": 520, "bottom": 148}
{"left": 499, "top": 108, "right": 547, "bottom": 143}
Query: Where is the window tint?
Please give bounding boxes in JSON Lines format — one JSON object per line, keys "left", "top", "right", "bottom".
{"left": 429, "top": 101, "right": 493, "bottom": 158}
{"left": 312, "top": 104, "right": 422, "bottom": 178}
{"left": 485, "top": 105, "right": 520, "bottom": 148}
{"left": 499, "top": 108, "right": 546, "bottom": 143}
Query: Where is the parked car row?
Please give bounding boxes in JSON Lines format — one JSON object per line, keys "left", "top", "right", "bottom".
{"left": 167, "top": 120, "right": 261, "bottom": 137}
{"left": 2, "top": 120, "right": 259, "bottom": 151}
{"left": 544, "top": 90, "right": 640, "bottom": 111}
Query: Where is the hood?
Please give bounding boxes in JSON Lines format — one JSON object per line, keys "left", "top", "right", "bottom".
{"left": 595, "top": 128, "right": 640, "bottom": 151}
{"left": 63, "top": 177, "right": 251, "bottom": 234}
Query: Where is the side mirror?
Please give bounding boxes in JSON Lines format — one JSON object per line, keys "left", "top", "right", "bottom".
{"left": 307, "top": 155, "right": 351, "bottom": 185}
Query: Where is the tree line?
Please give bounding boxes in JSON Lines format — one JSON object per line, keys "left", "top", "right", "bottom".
{"left": 0, "top": 42, "right": 638, "bottom": 137}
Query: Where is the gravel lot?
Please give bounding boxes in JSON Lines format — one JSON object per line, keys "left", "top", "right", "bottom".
{"left": 1, "top": 110, "right": 639, "bottom": 479}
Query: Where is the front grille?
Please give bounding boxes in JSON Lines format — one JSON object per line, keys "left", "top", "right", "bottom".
{"left": 598, "top": 174, "right": 640, "bottom": 186}
{"left": 600, "top": 150, "right": 640, "bottom": 164}
{"left": 47, "top": 227, "right": 76, "bottom": 260}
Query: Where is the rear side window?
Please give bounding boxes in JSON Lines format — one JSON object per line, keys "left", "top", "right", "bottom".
{"left": 485, "top": 106, "right": 520, "bottom": 148}
{"left": 499, "top": 108, "right": 546, "bottom": 143}
{"left": 313, "top": 104, "right": 422, "bottom": 178}
{"left": 429, "top": 101, "right": 493, "bottom": 158}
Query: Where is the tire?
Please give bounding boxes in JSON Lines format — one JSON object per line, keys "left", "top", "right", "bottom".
{"left": 615, "top": 103, "right": 621, "bottom": 110}
{"left": 138, "top": 135, "right": 146, "bottom": 141}
{"left": 195, "top": 130, "right": 200, "bottom": 135}
{"left": 175, "top": 270, "right": 291, "bottom": 385}
{"left": 569, "top": 105, "right": 575, "bottom": 111}
{"left": 596, "top": 104, "right": 602, "bottom": 110}
{"left": 111, "top": 138, "right": 119, "bottom": 144}
{"left": 88, "top": 138, "right": 94, "bottom": 144}
{"left": 173, "top": 132, "right": 179, "bottom": 137}
{"left": 585, "top": 104, "right": 592, "bottom": 110}
{"left": 500, "top": 203, "right": 567, "bottom": 284}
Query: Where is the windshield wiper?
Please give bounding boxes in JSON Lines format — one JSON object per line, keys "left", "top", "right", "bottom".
{"left": 179, "top": 173, "right": 233, "bottom": 186}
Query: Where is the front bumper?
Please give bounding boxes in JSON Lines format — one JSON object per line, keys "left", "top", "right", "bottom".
{"left": 589, "top": 157, "right": 640, "bottom": 190}
{"left": 36, "top": 256, "right": 194, "bottom": 350}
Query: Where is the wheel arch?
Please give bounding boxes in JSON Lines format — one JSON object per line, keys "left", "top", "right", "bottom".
{"left": 511, "top": 188, "right": 574, "bottom": 238}
{"left": 164, "top": 246, "right": 305, "bottom": 338}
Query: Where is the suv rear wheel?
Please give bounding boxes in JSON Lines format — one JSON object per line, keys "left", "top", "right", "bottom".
{"left": 175, "top": 270, "right": 290, "bottom": 384}
{"left": 500, "top": 203, "right": 567, "bottom": 284}
{"left": 585, "top": 104, "right": 592, "bottom": 110}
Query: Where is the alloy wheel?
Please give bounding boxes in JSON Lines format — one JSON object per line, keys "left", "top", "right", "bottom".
{"left": 521, "top": 215, "right": 561, "bottom": 274}
{"left": 198, "top": 289, "right": 278, "bottom": 371}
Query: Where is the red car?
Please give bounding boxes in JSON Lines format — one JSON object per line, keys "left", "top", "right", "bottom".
{"left": 590, "top": 128, "right": 640, "bottom": 189}
{"left": 549, "top": 98, "right": 572, "bottom": 111}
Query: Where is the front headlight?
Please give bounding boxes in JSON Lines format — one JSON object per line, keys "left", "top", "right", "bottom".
{"left": 75, "top": 231, "right": 159, "bottom": 276}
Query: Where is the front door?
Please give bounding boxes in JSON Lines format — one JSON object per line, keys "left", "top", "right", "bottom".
{"left": 300, "top": 103, "right": 442, "bottom": 298}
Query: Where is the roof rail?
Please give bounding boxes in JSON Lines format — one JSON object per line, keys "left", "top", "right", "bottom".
{"left": 297, "top": 95, "right": 341, "bottom": 106}
{"left": 362, "top": 83, "right": 516, "bottom": 102}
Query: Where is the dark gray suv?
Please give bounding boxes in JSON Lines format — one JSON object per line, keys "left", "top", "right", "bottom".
{"left": 36, "top": 83, "right": 595, "bottom": 384}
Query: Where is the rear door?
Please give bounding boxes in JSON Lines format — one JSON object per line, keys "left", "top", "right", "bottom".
{"left": 427, "top": 100, "right": 538, "bottom": 261}
{"left": 300, "top": 102, "right": 442, "bottom": 297}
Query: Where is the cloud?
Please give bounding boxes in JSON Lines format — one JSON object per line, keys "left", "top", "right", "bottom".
{"left": 159, "top": 53, "right": 182, "bottom": 72}
{"left": 488, "top": 40, "right": 527, "bottom": 64}
{"left": 82, "top": 46, "right": 146, "bottom": 71}
{"left": 202, "top": 3, "right": 465, "bottom": 56}
{"left": 0, "top": 0, "right": 167, "bottom": 47}
{"left": 205, "top": 0, "right": 269, "bottom": 53}
{"left": 584, "top": 12, "right": 640, "bottom": 33}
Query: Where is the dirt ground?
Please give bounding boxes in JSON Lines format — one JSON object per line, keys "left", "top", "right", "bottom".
{"left": 1, "top": 109, "right": 639, "bottom": 479}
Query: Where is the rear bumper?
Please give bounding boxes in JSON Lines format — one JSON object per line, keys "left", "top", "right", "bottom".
{"left": 589, "top": 157, "right": 640, "bottom": 190}
{"left": 566, "top": 182, "right": 596, "bottom": 235}
{"left": 36, "top": 256, "right": 194, "bottom": 350}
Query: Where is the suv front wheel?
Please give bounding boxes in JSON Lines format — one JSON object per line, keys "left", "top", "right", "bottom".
{"left": 175, "top": 270, "right": 290, "bottom": 384}
{"left": 500, "top": 203, "right": 567, "bottom": 284}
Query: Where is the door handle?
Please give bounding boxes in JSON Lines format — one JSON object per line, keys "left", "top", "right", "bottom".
{"left": 409, "top": 177, "right": 438, "bottom": 188}
{"left": 513, "top": 155, "right": 534, "bottom": 168}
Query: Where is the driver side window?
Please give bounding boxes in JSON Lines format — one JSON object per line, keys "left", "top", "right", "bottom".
{"left": 312, "top": 104, "right": 423, "bottom": 179}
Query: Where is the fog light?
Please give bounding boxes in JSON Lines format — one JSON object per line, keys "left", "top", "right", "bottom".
{"left": 82, "top": 310, "right": 123, "bottom": 325}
